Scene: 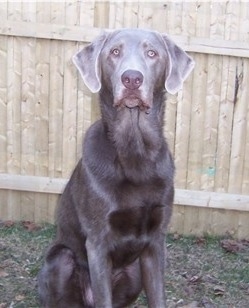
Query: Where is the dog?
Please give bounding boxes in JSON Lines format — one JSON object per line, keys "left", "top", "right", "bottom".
{"left": 38, "top": 28, "right": 194, "bottom": 308}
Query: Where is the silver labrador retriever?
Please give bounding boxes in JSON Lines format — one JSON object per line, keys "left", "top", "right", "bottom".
{"left": 38, "top": 28, "right": 194, "bottom": 308}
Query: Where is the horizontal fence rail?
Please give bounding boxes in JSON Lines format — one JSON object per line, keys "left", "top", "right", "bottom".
{"left": 0, "top": 20, "right": 249, "bottom": 58}
{"left": 1, "top": 173, "right": 249, "bottom": 212}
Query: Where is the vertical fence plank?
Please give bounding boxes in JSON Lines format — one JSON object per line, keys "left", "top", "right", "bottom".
{"left": 174, "top": 83, "right": 193, "bottom": 189}
{"left": 48, "top": 37, "right": 64, "bottom": 176}
{"left": 34, "top": 2, "right": 51, "bottom": 222}
{"left": 186, "top": 52, "right": 206, "bottom": 190}
{"left": 234, "top": 1, "right": 249, "bottom": 237}
{"left": 237, "top": 212, "right": 249, "bottom": 239}
{"left": 76, "top": 1, "right": 96, "bottom": 159}
{"left": 152, "top": 3, "right": 176, "bottom": 156}
{"left": 62, "top": 2, "right": 78, "bottom": 178}
{"left": 201, "top": 52, "right": 221, "bottom": 192}
{"left": 174, "top": 1, "right": 192, "bottom": 190}
{"left": 194, "top": 2, "right": 216, "bottom": 235}
{"left": 212, "top": 1, "right": 239, "bottom": 235}
{"left": 170, "top": 0, "right": 190, "bottom": 189}
{"left": 240, "top": 3, "right": 249, "bottom": 195}
{"left": 169, "top": 205, "right": 185, "bottom": 235}
{"left": 203, "top": 1, "right": 225, "bottom": 194}
{"left": 242, "top": 59, "right": 249, "bottom": 195}
{"left": 227, "top": 2, "right": 243, "bottom": 194}
{"left": 213, "top": 1, "right": 234, "bottom": 193}
{"left": 79, "top": 0, "right": 95, "bottom": 27}
{"left": 199, "top": 2, "right": 219, "bottom": 192}
{"left": 237, "top": 3, "right": 249, "bottom": 237}
{"left": 151, "top": 2, "right": 168, "bottom": 32}
{"left": 47, "top": 2, "right": 66, "bottom": 222}
{"left": 109, "top": 1, "right": 124, "bottom": 29}
{"left": 215, "top": 58, "right": 235, "bottom": 193}
{"left": 90, "top": 1, "right": 107, "bottom": 123}
{"left": 94, "top": 1, "right": 109, "bottom": 28}
{"left": 187, "top": 2, "right": 208, "bottom": 191}
{"left": 0, "top": 2, "right": 8, "bottom": 219}
{"left": 49, "top": 2, "right": 65, "bottom": 179}
{"left": 137, "top": 3, "right": 154, "bottom": 29}
{"left": 166, "top": 1, "right": 183, "bottom": 36}
{"left": 123, "top": 1, "right": 139, "bottom": 28}
{"left": 6, "top": 1, "right": 22, "bottom": 220}
{"left": 180, "top": 1, "right": 199, "bottom": 235}
{"left": 228, "top": 58, "right": 247, "bottom": 194}
{"left": 20, "top": 1, "right": 37, "bottom": 221}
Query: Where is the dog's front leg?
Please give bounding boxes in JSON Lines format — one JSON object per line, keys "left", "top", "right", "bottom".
{"left": 86, "top": 239, "right": 113, "bottom": 307}
{"left": 140, "top": 236, "right": 166, "bottom": 308}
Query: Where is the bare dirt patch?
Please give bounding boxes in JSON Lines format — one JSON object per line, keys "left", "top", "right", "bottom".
{"left": 0, "top": 221, "right": 248, "bottom": 307}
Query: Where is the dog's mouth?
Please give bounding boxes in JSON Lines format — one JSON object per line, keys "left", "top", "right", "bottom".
{"left": 122, "top": 96, "right": 143, "bottom": 109}
{"left": 114, "top": 95, "right": 150, "bottom": 111}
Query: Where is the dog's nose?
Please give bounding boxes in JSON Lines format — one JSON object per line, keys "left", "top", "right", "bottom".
{"left": 121, "top": 70, "right": 143, "bottom": 90}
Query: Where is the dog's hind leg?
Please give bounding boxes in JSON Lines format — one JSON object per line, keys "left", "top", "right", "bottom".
{"left": 38, "top": 244, "right": 93, "bottom": 308}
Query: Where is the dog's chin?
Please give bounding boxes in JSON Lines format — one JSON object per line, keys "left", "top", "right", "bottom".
{"left": 114, "top": 96, "right": 150, "bottom": 111}
{"left": 123, "top": 97, "right": 141, "bottom": 109}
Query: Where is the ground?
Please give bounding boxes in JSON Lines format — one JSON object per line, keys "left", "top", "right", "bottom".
{"left": 0, "top": 221, "right": 248, "bottom": 308}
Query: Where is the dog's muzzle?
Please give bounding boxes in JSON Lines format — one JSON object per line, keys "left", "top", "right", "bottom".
{"left": 114, "top": 70, "right": 150, "bottom": 111}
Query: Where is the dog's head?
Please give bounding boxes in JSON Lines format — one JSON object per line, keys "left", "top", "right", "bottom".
{"left": 73, "top": 28, "right": 194, "bottom": 110}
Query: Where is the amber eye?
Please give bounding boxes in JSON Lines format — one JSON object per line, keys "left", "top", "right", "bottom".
{"left": 111, "top": 48, "right": 120, "bottom": 56}
{"left": 147, "top": 50, "right": 157, "bottom": 58}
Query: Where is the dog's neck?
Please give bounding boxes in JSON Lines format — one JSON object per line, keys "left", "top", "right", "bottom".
{"left": 99, "top": 89, "right": 167, "bottom": 182}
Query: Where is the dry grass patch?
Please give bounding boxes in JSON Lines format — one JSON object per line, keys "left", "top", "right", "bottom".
{"left": 0, "top": 222, "right": 248, "bottom": 307}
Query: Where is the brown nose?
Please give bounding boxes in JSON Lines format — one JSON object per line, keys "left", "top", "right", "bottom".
{"left": 121, "top": 70, "right": 144, "bottom": 90}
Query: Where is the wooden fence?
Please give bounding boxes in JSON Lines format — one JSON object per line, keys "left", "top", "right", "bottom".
{"left": 0, "top": 0, "right": 249, "bottom": 238}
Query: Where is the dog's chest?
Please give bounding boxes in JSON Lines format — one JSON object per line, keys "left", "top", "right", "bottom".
{"left": 108, "top": 204, "right": 164, "bottom": 268}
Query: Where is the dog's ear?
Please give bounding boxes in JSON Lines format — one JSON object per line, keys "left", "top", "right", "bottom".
{"left": 161, "top": 34, "right": 195, "bottom": 95}
{"left": 73, "top": 32, "right": 109, "bottom": 93}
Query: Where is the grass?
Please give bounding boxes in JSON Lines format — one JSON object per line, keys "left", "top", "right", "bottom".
{"left": 0, "top": 222, "right": 248, "bottom": 307}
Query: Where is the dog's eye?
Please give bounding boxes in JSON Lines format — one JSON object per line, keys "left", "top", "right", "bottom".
{"left": 111, "top": 48, "right": 120, "bottom": 56}
{"left": 147, "top": 50, "right": 157, "bottom": 58}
